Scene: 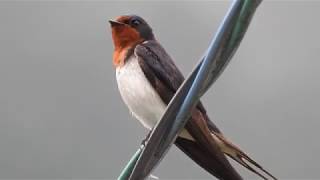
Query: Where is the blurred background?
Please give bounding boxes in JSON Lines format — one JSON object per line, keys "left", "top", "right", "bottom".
{"left": 0, "top": 1, "right": 319, "bottom": 179}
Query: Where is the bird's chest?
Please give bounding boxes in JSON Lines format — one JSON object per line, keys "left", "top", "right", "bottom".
{"left": 116, "top": 56, "right": 166, "bottom": 130}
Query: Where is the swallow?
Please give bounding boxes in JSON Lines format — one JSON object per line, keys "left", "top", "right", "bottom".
{"left": 109, "top": 15, "right": 277, "bottom": 180}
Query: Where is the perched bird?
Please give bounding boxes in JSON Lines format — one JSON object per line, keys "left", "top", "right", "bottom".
{"left": 109, "top": 15, "right": 276, "bottom": 180}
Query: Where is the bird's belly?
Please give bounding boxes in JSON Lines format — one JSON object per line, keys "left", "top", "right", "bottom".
{"left": 116, "top": 57, "right": 193, "bottom": 140}
{"left": 116, "top": 57, "right": 167, "bottom": 130}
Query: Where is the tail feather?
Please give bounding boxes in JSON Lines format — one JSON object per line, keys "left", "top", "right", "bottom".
{"left": 211, "top": 131, "right": 277, "bottom": 180}
{"left": 179, "top": 109, "right": 243, "bottom": 180}
{"left": 174, "top": 105, "right": 277, "bottom": 180}
{"left": 175, "top": 137, "right": 243, "bottom": 180}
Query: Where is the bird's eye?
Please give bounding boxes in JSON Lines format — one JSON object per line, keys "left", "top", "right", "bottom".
{"left": 131, "top": 19, "right": 141, "bottom": 26}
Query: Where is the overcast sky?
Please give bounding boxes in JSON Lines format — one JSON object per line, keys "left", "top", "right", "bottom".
{"left": 0, "top": 1, "right": 319, "bottom": 179}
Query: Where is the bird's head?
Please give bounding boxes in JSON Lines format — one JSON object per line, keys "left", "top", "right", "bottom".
{"left": 109, "top": 15, "right": 154, "bottom": 50}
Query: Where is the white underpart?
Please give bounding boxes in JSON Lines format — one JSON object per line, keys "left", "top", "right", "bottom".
{"left": 116, "top": 56, "right": 194, "bottom": 141}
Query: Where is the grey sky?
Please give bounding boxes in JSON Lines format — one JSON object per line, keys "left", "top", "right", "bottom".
{"left": 0, "top": 1, "right": 319, "bottom": 179}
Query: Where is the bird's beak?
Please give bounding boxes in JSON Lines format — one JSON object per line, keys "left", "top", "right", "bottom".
{"left": 109, "top": 20, "right": 126, "bottom": 27}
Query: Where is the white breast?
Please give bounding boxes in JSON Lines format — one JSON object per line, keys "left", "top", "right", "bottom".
{"left": 116, "top": 56, "right": 166, "bottom": 130}
{"left": 116, "top": 56, "right": 193, "bottom": 140}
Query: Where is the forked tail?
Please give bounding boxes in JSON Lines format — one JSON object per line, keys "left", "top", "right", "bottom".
{"left": 211, "top": 131, "right": 277, "bottom": 180}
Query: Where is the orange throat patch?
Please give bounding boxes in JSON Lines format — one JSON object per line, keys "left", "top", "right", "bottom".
{"left": 111, "top": 25, "right": 143, "bottom": 67}
{"left": 113, "top": 48, "right": 130, "bottom": 67}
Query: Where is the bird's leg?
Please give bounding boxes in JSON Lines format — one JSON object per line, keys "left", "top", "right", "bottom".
{"left": 141, "top": 128, "right": 153, "bottom": 146}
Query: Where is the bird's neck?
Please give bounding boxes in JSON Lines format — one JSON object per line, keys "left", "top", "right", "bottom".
{"left": 113, "top": 45, "right": 135, "bottom": 67}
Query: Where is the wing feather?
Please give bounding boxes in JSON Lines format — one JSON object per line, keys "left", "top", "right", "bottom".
{"left": 134, "top": 40, "right": 277, "bottom": 180}
{"left": 134, "top": 40, "right": 242, "bottom": 179}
